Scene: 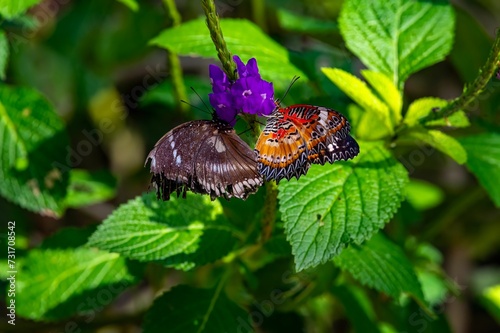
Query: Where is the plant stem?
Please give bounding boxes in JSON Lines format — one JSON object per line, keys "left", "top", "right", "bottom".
{"left": 201, "top": 0, "right": 237, "bottom": 81}
{"left": 163, "top": 0, "right": 189, "bottom": 114}
{"left": 201, "top": 0, "right": 277, "bottom": 242}
{"left": 395, "top": 29, "right": 500, "bottom": 135}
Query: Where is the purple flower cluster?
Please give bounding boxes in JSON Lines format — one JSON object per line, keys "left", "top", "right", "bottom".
{"left": 209, "top": 56, "right": 275, "bottom": 125}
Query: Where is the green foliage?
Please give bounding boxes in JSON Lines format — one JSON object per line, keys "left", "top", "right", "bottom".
{"left": 88, "top": 193, "right": 240, "bottom": 270}
{"left": 0, "top": 0, "right": 41, "bottom": 19}
{"left": 0, "top": 31, "right": 8, "bottom": 80}
{"left": 279, "top": 142, "right": 408, "bottom": 271}
{"left": 150, "top": 18, "right": 306, "bottom": 87}
{"left": 0, "top": 85, "right": 69, "bottom": 216}
{"left": 1, "top": 0, "right": 499, "bottom": 332}
{"left": 143, "top": 285, "right": 249, "bottom": 333}
{"left": 334, "top": 233, "right": 425, "bottom": 305}
{"left": 65, "top": 169, "right": 117, "bottom": 208}
{"left": 276, "top": 8, "right": 338, "bottom": 34}
{"left": 339, "top": 0, "right": 455, "bottom": 88}
{"left": 17, "top": 248, "right": 135, "bottom": 320}
{"left": 115, "top": 0, "right": 139, "bottom": 12}
{"left": 459, "top": 133, "right": 500, "bottom": 207}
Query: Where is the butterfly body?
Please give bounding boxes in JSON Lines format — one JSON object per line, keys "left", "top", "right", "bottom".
{"left": 255, "top": 104, "right": 359, "bottom": 183}
{"left": 146, "top": 119, "right": 262, "bottom": 200}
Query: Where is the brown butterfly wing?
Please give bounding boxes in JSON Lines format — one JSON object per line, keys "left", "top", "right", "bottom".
{"left": 146, "top": 120, "right": 262, "bottom": 200}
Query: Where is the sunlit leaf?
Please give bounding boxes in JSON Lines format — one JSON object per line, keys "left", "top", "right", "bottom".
{"left": 279, "top": 141, "right": 408, "bottom": 271}
{"left": 150, "top": 18, "right": 306, "bottom": 87}
{"left": 404, "top": 98, "right": 469, "bottom": 128}
{"left": 339, "top": 0, "right": 455, "bottom": 88}
{"left": 361, "top": 70, "right": 402, "bottom": 125}
{"left": 17, "top": 248, "right": 135, "bottom": 320}
{"left": 115, "top": 0, "right": 138, "bottom": 11}
{"left": 88, "top": 192, "right": 240, "bottom": 270}
{"left": 406, "top": 179, "right": 444, "bottom": 211}
{"left": 322, "top": 67, "right": 393, "bottom": 135}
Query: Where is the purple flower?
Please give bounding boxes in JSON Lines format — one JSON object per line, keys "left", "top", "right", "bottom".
{"left": 208, "top": 55, "right": 275, "bottom": 124}
{"left": 232, "top": 76, "right": 275, "bottom": 116}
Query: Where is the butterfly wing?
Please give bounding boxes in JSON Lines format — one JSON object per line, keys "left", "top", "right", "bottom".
{"left": 255, "top": 105, "right": 359, "bottom": 183}
{"left": 193, "top": 122, "right": 263, "bottom": 200}
{"left": 291, "top": 106, "right": 360, "bottom": 164}
{"left": 146, "top": 120, "right": 262, "bottom": 200}
{"left": 254, "top": 109, "right": 311, "bottom": 183}
{"left": 146, "top": 120, "right": 205, "bottom": 200}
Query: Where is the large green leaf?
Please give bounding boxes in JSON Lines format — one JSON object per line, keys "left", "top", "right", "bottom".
{"left": 339, "top": 0, "right": 455, "bottom": 88}
{"left": 87, "top": 192, "right": 241, "bottom": 270}
{"left": 334, "top": 233, "right": 425, "bottom": 305}
{"left": 143, "top": 285, "right": 250, "bottom": 333}
{"left": 150, "top": 18, "right": 306, "bottom": 86}
{"left": 278, "top": 141, "right": 408, "bottom": 271}
{"left": 0, "top": 0, "right": 41, "bottom": 19}
{"left": 0, "top": 30, "right": 8, "bottom": 80}
{"left": 459, "top": 133, "right": 500, "bottom": 207}
{"left": 0, "top": 85, "right": 69, "bottom": 216}
{"left": 16, "top": 248, "right": 135, "bottom": 320}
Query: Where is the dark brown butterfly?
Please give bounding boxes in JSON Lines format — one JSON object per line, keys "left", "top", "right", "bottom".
{"left": 145, "top": 119, "right": 263, "bottom": 200}
{"left": 255, "top": 104, "right": 359, "bottom": 183}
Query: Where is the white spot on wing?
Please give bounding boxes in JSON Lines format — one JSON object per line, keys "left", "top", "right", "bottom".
{"left": 175, "top": 155, "right": 182, "bottom": 165}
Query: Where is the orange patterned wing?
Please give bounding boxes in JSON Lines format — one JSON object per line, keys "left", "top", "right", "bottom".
{"left": 254, "top": 105, "right": 359, "bottom": 183}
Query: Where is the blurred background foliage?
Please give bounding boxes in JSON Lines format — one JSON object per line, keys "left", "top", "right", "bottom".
{"left": 0, "top": 0, "right": 499, "bottom": 332}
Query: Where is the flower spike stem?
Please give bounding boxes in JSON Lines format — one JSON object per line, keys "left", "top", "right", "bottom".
{"left": 202, "top": 0, "right": 277, "bottom": 242}
{"left": 201, "top": 0, "right": 237, "bottom": 81}
{"left": 163, "top": 0, "right": 189, "bottom": 114}
{"left": 421, "top": 29, "right": 500, "bottom": 123}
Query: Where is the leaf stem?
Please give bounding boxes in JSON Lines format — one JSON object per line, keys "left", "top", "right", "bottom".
{"left": 163, "top": 0, "right": 189, "bottom": 114}
{"left": 395, "top": 29, "right": 500, "bottom": 135}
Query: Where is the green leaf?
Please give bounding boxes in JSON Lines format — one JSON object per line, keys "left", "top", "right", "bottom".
{"left": 88, "top": 192, "right": 240, "bottom": 270}
{"left": 17, "top": 248, "right": 135, "bottom": 320}
{"left": 332, "top": 285, "right": 381, "bottom": 333}
{"left": 276, "top": 8, "right": 338, "bottom": 34}
{"left": 65, "top": 169, "right": 117, "bottom": 208}
{"left": 339, "top": 0, "right": 455, "bottom": 88}
{"left": 361, "top": 70, "right": 402, "bottom": 125}
{"left": 406, "top": 179, "right": 444, "bottom": 211}
{"left": 417, "top": 269, "right": 448, "bottom": 307}
{"left": 115, "top": 0, "right": 138, "bottom": 11}
{"left": 402, "top": 129, "right": 467, "bottom": 165}
{"left": 458, "top": 133, "right": 500, "bottom": 207}
{"left": 0, "top": 85, "right": 69, "bottom": 216}
{"left": 279, "top": 141, "right": 408, "bottom": 271}
{"left": 0, "top": 0, "right": 42, "bottom": 19}
{"left": 404, "top": 97, "right": 470, "bottom": 128}
{"left": 334, "top": 233, "right": 425, "bottom": 304}
{"left": 150, "top": 18, "right": 306, "bottom": 86}
{"left": 347, "top": 104, "right": 390, "bottom": 141}
{"left": 0, "top": 30, "right": 8, "bottom": 80}
{"left": 143, "top": 284, "right": 250, "bottom": 333}
{"left": 322, "top": 67, "right": 393, "bottom": 135}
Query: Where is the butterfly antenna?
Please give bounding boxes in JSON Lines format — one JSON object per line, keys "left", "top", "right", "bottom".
{"left": 180, "top": 100, "right": 209, "bottom": 115}
{"left": 276, "top": 76, "right": 300, "bottom": 105}
{"left": 190, "top": 87, "right": 213, "bottom": 115}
